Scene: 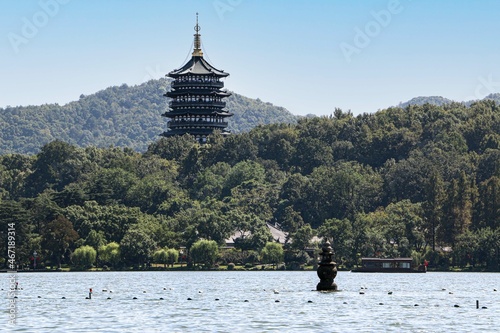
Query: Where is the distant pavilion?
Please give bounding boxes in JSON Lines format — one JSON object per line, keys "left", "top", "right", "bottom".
{"left": 161, "top": 14, "right": 232, "bottom": 143}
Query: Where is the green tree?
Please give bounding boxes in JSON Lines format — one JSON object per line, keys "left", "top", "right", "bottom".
{"left": 386, "top": 200, "right": 426, "bottom": 253}
{"left": 289, "top": 224, "right": 314, "bottom": 251}
{"left": 260, "top": 242, "right": 284, "bottom": 269}
{"left": 65, "top": 201, "right": 149, "bottom": 244}
{"left": 222, "top": 160, "right": 265, "bottom": 197}
{"left": 205, "top": 132, "right": 258, "bottom": 167}
{"left": 120, "top": 229, "right": 156, "bottom": 267}
{"left": 360, "top": 200, "right": 425, "bottom": 258}
{"left": 192, "top": 162, "right": 231, "bottom": 200}
{"left": 86, "top": 168, "right": 138, "bottom": 205}
{"left": 171, "top": 201, "right": 232, "bottom": 246}
{"left": 71, "top": 245, "right": 97, "bottom": 270}
{"left": 285, "top": 224, "right": 314, "bottom": 269}
{"left": 0, "top": 154, "right": 33, "bottom": 200}
{"left": 125, "top": 173, "right": 178, "bottom": 213}
{"left": 306, "top": 163, "right": 382, "bottom": 226}
{"left": 26, "top": 141, "right": 91, "bottom": 196}
{"left": 153, "top": 248, "right": 179, "bottom": 268}
{"left": 474, "top": 176, "right": 500, "bottom": 230}
{"left": 275, "top": 205, "right": 304, "bottom": 234}
{"left": 441, "top": 171, "right": 476, "bottom": 246}
{"left": 27, "top": 191, "right": 62, "bottom": 234}
{"left": 166, "top": 248, "right": 179, "bottom": 267}
{"left": 190, "top": 239, "right": 219, "bottom": 268}
{"left": 292, "top": 137, "right": 333, "bottom": 174}
{"left": 41, "top": 216, "right": 79, "bottom": 268}
{"left": 232, "top": 217, "right": 272, "bottom": 253}
{"left": 98, "top": 242, "right": 121, "bottom": 267}
{"left": 381, "top": 155, "right": 430, "bottom": 204}
{"left": 153, "top": 249, "right": 169, "bottom": 268}
{"left": 145, "top": 135, "right": 197, "bottom": 163}
{"left": 423, "top": 170, "right": 446, "bottom": 251}
{"left": 318, "top": 218, "right": 353, "bottom": 266}
{"left": 194, "top": 205, "right": 232, "bottom": 245}
{"left": 84, "top": 230, "right": 106, "bottom": 249}
{"left": 254, "top": 124, "right": 297, "bottom": 169}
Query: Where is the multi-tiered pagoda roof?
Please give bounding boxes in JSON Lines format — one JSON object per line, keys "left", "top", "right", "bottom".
{"left": 161, "top": 14, "right": 232, "bottom": 143}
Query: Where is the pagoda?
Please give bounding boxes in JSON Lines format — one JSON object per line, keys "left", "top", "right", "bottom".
{"left": 161, "top": 14, "right": 232, "bottom": 143}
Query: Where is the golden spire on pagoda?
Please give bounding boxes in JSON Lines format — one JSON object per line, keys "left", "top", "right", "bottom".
{"left": 192, "top": 13, "right": 203, "bottom": 57}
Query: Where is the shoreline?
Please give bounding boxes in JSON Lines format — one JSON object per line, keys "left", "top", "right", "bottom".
{"left": 3, "top": 267, "right": 498, "bottom": 273}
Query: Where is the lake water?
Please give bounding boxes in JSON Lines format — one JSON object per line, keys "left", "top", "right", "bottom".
{"left": 2, "top": 271, "right": 499, "bottom": 332}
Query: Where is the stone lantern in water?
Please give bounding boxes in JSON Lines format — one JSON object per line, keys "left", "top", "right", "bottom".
{"left": 316, "top": 240, "right": 338, "bottom": 291}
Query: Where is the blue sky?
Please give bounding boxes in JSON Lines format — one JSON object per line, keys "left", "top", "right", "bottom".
{"left": 1, "top": 0, "right": 500, "bottom": 116}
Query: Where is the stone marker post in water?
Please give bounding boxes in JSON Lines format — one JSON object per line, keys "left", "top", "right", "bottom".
{"left": 316, "top": 240, "right": 338, "bottom": 291}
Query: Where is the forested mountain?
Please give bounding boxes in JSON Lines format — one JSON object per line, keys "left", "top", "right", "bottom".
{"left": 0, "top": 79, "right": 297, "bottom": 155}
{"left": 397, "top": 93, "right": 500, "bottom": 108}
{"left": 1, "top": 101, "right": 499, "bottom": 271}
{"left": 397, "top": 96, "right": 455, "bottom": 108}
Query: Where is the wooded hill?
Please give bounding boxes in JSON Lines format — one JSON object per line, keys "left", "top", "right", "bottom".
{"left": 0, "top": 79, "right": 297, "bottom": 155}
{"left": 0, "top": 100, "right": 499, "bottom": 271}
{"left": 397, "top": 93, "right": 500, "bottom": 109}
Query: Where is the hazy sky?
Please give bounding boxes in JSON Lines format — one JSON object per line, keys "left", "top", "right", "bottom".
{"left": 1, "top": 0, "right": 500, "bottom": 116}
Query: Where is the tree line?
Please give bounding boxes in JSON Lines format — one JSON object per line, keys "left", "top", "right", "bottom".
{"left": 1, "top": 100, "right": 499, "bottom": 270}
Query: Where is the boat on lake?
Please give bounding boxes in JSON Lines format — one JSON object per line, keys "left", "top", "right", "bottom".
{"left": 351, "top": 257, "right": 426, "bottom": 273}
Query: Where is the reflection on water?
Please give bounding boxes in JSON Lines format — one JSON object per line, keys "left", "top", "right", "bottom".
{"left": 2, "top": 271, "right": 499, "bottom": 332}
